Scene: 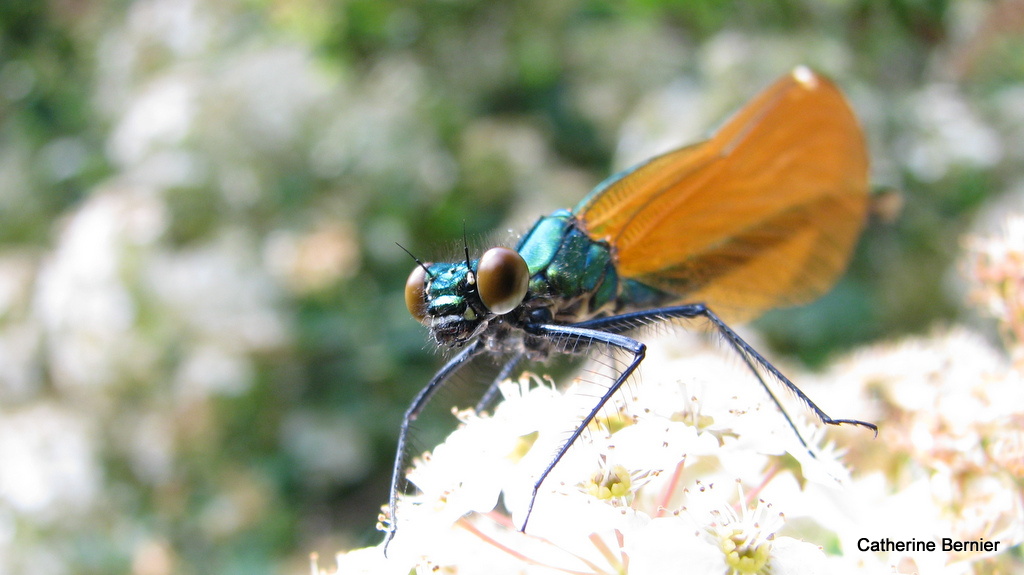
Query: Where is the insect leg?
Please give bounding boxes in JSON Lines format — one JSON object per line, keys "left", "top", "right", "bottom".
{"left": 384, "top": 339, "right": 487, "bottom": 555}
{"left": 474, "top": 353, "right": 524, "bottom": 414}
{"left": 518, "top": 322, "right": 646, "bottom": 533}
{"left": 577, "top": 304, "right": 878, "bottom": 446}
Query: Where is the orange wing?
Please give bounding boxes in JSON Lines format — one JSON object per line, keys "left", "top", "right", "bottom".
{"left": 574, "top": 67, "right": 869, "bottom": 321}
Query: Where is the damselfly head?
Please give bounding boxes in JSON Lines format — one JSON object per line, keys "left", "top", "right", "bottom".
{"left": 404, "top": 246, "right": 531, "bottom": 346}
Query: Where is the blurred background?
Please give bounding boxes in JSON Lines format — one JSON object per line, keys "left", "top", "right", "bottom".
{"left": 1, "top": 0, "right": 1023, "bottom": 573}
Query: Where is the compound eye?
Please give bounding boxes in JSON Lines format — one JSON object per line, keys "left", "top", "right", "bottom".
{"left": 405, "top": 265, "right": 430, "bottom": 323}
{"left": 477, "top": 247, "right": 529, "bottom": 315}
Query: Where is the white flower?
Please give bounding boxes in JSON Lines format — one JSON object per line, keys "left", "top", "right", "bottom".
{"left": 684, "top": 482, "right": 827, "bottom": 575}
{"left": 0, "top": 404, "right": 100, "bottom": 518}
{"left": 628, "top": 482, "right": 827, "bottom": 575}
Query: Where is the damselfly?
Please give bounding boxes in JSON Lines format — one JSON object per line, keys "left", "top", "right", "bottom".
{"left": 386, "top": 66, "right": 877, "bottom": 552}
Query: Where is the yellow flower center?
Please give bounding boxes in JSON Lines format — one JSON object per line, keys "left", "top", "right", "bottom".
{"left": 720, "top": 527, "right": 770, "bottom": 574}
{"left": 585, "top": 464, "right": 632, "bottom": 500}
{"left": 591, "top": 409, "right": 633, "bottom": 434}
{"left": 673, "top": 410, "right": 716, "bottom": 430}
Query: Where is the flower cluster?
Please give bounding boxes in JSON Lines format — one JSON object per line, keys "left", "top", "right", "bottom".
{"left": 966, "top": 215, "right": 1024, "bottom": 362}
{"left": 317, "top": 337, "right": 860, "bottom": 574}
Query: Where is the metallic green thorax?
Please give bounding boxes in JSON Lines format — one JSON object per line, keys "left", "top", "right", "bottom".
{"left": 516, "top": 210, "right": 669, "bottom": 322}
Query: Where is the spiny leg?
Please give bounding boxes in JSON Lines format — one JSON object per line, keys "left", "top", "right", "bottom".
{"left": 384, "top": 340, "right": 486, "bottom": 555}
{"left": 474, "top": 353, "right": 524, "bottom": 414}
{"left": 690, "top": 305, "right": 875, "bottom": 436}
{"left": 518, "top": 322, "right": 646, "bottom": 533}
{"left": 576, "top": 303, "right": 878, "bottom": 446}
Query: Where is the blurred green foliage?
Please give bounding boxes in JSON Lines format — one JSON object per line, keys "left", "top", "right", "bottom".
{"left": 1, "top": 0, "right": 1022, "bottom": 573}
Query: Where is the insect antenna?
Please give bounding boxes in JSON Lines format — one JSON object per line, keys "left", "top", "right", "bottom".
{"left": 462, "top": 222, "right": 473, "bottom": 272}
{"left": 396, "top": 242, "right": 433, "bottom": 278}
